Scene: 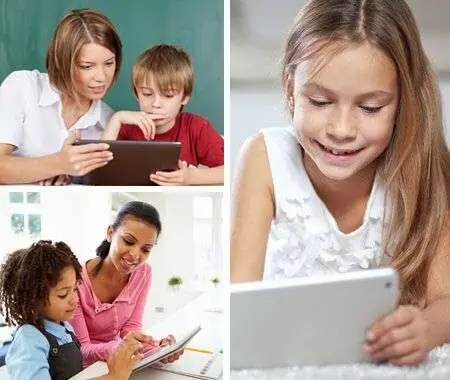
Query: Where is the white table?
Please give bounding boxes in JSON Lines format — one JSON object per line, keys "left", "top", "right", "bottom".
{"left": 231, "top": 344, "right": 450, "bottom": 380}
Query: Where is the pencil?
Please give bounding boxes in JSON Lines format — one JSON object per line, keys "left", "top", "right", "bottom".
{"left": 185, "top": 346, "right": 213, "bottom": 354}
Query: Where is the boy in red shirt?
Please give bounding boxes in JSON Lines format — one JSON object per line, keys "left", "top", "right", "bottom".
{"left": 102, "top": 44, "right": 224, "bottom": 185}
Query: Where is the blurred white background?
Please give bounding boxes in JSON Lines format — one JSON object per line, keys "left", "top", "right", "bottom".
{"left": 231, "top": 0, "right": 450, "bottom": 178}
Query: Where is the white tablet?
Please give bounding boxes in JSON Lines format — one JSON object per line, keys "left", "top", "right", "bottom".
{"left": 230, "top": 268, "right": 398, "bottom": 369}
{"left": 69, "top": 325, "right": 201, "bottom": 379}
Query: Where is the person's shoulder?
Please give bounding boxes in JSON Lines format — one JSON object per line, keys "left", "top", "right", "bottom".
{"left": 13, "top": 324, "right": 49, "bottom": 349}
{"left": 179, "top": 112, "right": 212, "bottom": 128}
{"left": 1, "top": 69, "right": 44, "bottom": 92}
{"left": 241, "top": 132, "right": 268, "bottom": 159}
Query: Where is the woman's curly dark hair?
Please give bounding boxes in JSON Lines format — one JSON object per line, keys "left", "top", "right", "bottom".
{"left": 0, "top": 240, "right": 82, "bottom": 330}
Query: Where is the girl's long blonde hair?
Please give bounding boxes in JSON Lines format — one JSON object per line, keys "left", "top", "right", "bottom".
{"left": 282, "top": 0, "right": 450, "bottom": 304}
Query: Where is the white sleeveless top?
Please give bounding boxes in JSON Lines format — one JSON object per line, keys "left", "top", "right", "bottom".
{"left": 262, "top": 127, "right": 386, "bottom": 280}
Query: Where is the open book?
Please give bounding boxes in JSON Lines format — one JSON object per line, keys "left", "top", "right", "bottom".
{"left": 69, "top": 325, "right": 201, "bottom": 379}
{"left": 151, "top": 350, "right": 223, "bottom": 380}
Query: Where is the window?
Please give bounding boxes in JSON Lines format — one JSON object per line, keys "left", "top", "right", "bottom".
{"left": 193, "top": 195, "right": 222, "bottom": 287}
{"left": 8, "top": 192, "right": 42, "bottom": 238}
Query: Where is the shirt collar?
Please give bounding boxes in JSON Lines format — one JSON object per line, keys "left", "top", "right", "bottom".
{"left": 43, "top": 319, "right": 72, "bottom": 339}
{"left": 38, "top": 77, "right": 60, "bottom": 107}
{"left": 80, "top": 99, "right": 102, "bottom": 130}
{"left": 38, "top": 78, "right": 104, "bottom": 130}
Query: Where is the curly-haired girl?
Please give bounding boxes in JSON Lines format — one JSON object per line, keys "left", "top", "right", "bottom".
{"left": 0, "top": 240, "right": 142, "bottom": 380}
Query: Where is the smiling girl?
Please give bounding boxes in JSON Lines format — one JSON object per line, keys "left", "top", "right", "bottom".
{"left": 231, "top": 0, "right": 450, "bottom": 366}
{"left": 0, "top": 240, "right": 141, "bottom": 380}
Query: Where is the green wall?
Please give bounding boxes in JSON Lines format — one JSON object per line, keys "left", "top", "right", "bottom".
{"left": 0, "top": 0, "right": 224, "bottom": 132}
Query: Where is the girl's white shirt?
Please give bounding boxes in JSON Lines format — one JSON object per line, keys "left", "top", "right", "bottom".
{"left": 262, "top": 127, "right": 386, "bottom": 280}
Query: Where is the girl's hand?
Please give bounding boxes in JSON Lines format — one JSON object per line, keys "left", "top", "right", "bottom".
{"left": 106, "top": 339, "right": 141, "bottom": 380}
{"left": 114, "top": 111, "right": 167, "bottom": 140}
{"left": 150, "top": 160, "right": 194, "bottom": 186}
{"left": 364, "top": 305, "right": 430, "bottom": 365}
{"left": 58, "top": 132, "right": 113, "bottom": 176}
{"left": 158, "top": 334, "right": 184, "bottom": 364}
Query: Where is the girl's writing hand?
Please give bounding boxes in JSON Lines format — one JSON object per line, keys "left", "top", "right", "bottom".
{"left": 107, "top": 339, "right": 141, "bottom": 380}
{"left": 364, "top": 305, "right": 430, "bottom": 365}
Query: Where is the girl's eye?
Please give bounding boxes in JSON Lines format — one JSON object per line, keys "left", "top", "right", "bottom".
{"left": 123, "top": 239, "right": 133, "bottom": 246}
{"left": 360, "top": 105, "right": 383, "bottom": 114}
{"left": 57, "top": 293, "right": 68, "bottom": 299}
{"left": 142, "top": 93, "right": 152, "bottom": 97}
{"left": 105, "top": 61, "right": 115, "bottom": 66}
{"left": 308, "top": 98, "right": 332, "bottom": 107}
{"left": 79, "top": 66, "right": 91, "bottom": 70}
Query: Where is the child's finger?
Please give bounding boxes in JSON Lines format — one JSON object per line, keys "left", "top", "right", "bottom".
{"left": 367, "top": 307, "right": 415, "bottom": 342}
{"left": 143, "top": 114, "right": 157, "bottom": 139}
{"left": 137, "top": 120, "right": 150, "bottom": 140}
{"left": 149, "top": 177, "right": 179, "bottom": 186}
{"left": 364, "top": 326, "right": 411, "bottom": 353}
{"left": 152, "top": 170, "right": 180, "bottom": 180}
{"left": 388, "top": 349, "right": 427, "bottom": 366}
{"left": 369, "top": 338, "right": 418, "bottom": 363}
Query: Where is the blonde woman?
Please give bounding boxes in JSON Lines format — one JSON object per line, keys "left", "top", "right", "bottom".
{"left": 0, "top": 9, "right": 121, "bottom": 184}
{"left": 231, "top": 0, "right": 450, "bottom": 366}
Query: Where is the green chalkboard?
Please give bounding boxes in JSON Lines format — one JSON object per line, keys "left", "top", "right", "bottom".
{"left": 0, "top": 0, "right": 224, "bottom": 132}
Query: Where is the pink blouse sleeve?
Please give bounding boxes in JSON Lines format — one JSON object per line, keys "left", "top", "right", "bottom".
{"left": 120, "top": 264, "right": 152, "bottom": 337}
{"left": 71, "top": 285, "right": 121, "bottom": 368}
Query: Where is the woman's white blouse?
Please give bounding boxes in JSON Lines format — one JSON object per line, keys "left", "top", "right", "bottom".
{"left": 0, "top": 70, "right": 113, "bottom": 157}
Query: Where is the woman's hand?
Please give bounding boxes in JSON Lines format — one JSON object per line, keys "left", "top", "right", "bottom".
{"left": 39, "top": 174, "right": 71, "bottom": 186}
{"left": 364, "top": 305, "right": 430, "bottom": 365}
{"left": 58, "top": 132, "right": 113, "bottom": 176}
{"left": 158, "top": 334, "right": 184, "bottom": 364}
{"left": 106, "top": 339, "right": 141, "bottom": 380}
{"left": 123, "top": 331, "right": 158, "bottom": 348}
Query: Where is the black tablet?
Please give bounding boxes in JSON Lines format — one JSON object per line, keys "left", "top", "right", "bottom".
{"left": 73, "top": 140, "right": 181, "bottom": 186}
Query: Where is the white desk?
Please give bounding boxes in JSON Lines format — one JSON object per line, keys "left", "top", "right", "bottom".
{"left": 0, "top": 289, "right": 224, "bottom": 380}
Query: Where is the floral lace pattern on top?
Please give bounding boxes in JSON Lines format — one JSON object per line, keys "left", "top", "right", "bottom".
{"left": 261, "top": 127, "right": 386, "bottom": 280}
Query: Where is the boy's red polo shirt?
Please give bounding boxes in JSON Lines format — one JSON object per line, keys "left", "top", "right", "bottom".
{"left": 118, "top": 112, "right": 224, "bottom": 167}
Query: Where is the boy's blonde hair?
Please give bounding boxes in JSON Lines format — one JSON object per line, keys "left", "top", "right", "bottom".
{"left": 283, "top": 0, "right": 450, "bottom": 305}
{"left": 132, "top": 44, "right": 194, "bottom": 97}
{"left": 46, "top": 8, "right": 122, "bottom": 102}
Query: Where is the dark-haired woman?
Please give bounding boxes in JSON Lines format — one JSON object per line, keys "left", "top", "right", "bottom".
{"left": 71, "top": 201, "right": 182, "bottom": 368}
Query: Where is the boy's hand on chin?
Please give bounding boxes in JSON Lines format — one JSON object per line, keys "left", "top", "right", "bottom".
{"left": 115, "top": 110, "right": 168, "bottom": 140}
{"left": 150, "top": 160, "right": 195, "bottom": 186}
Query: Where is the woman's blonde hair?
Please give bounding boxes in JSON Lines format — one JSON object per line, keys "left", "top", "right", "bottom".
{"left": 46, "top": 8, "right": 122, "bottom": 102}
{"left": 282, "top": 0, "right": 450, "bottom": 305}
